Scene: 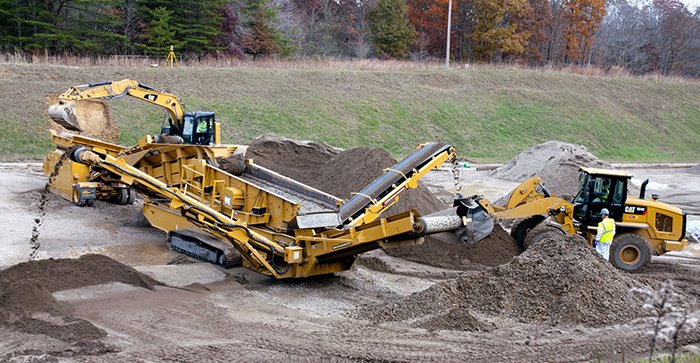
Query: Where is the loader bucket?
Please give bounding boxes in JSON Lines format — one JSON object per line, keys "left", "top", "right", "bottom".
{"left": 454, "top": 196, "right": 495, "bottom": 245}
{"left": 48, "top": 102, "right": 82, "bottom": 131}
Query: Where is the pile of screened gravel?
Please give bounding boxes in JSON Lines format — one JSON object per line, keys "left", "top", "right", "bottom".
{"left": 386, "top": 224, "right": 521, "bottom": 270}
{"left": 246, "top": 135, "right": 445, "bottom": 216}
{"left": 355, "top": 234, "right": 647, "bottom": 329}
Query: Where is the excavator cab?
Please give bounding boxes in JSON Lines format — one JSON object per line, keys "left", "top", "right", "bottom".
{"left": 572, "top": 168, "right": 631, "bottom": 228}
{"left": 162, "top": 112, "right": 216, "bottom": 145}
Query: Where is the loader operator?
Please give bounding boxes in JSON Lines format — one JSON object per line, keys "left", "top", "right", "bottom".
{"left": 594, "top": 208, "right": 615, "bottom": 260}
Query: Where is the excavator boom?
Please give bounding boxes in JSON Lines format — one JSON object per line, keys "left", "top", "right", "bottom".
{"left": 48, "top": 80, "right": 186, "bottom": 133}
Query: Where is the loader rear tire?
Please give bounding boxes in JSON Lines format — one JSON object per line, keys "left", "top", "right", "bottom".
{"left": 610, "top": 233, "right": 651, "bottom": 272}
{"left": 523, "top": 222, "right": 566, "bottom": 249}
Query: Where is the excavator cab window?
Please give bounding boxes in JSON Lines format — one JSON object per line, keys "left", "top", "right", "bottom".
{"left": 181, "top": 116, "right": 196, "bottom": 144}
{"left": 193, "top": 116, "right": 214, "bottom": 145}
{"left": 180, "top": 114, "right": 214, "bottom": 145}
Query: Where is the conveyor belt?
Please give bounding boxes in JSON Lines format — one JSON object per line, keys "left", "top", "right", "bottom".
{"left": 338, "top": 142, "right": 451, "bottom": 223}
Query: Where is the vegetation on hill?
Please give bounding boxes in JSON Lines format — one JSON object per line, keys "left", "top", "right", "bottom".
{"left": 0, "top": 62, "right": 698, "bottom": 162}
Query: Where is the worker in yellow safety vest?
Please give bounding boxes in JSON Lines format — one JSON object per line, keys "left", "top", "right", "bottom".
{"left": 594, "top": 208, "right": 616, "bottom": 260}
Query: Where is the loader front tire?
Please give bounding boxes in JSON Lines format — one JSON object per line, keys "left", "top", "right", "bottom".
{"left": 511, "top": 216, "right": 546, "bottom": 249}
{"left": 522, "top": 222, "right": 566, "bottom": 249}
{"left": 610, "top": 233, "right": 651, "bottom": 272}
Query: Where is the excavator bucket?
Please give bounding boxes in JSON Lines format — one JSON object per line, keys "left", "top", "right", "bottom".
{"left": 48, "top": 102, "right": 82, "bottom": 131}
{"left": 454, "top": 196, "right": 495, "bottom": 245}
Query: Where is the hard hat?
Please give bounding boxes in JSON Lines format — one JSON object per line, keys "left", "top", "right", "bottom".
{"left": 601, "top": 208, "right": 610, "bottom": 215}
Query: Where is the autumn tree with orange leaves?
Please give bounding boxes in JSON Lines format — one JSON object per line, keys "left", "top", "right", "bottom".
{"left": 407, "top": 0, "right": 451, "bottom": 57}
{"left": 562, "top": 0, "right": 606, "bottom": 63}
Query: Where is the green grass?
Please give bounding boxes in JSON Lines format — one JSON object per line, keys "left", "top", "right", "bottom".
{"left": 0, "top": 62, "right": 698, "bottom": 162}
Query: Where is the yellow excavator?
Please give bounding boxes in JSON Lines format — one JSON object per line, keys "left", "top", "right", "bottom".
{"left": 456, "top": 168, "right": 688, "bottom": 271}
{"left": 49, "top": 79, "right": 220, "bottom": 145}
{"left": 44, "top": 80, "right": 468, "bottom": 278}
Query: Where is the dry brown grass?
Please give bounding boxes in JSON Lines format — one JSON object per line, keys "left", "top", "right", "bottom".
{"left": 2, "top": 52, "right": 697, "bottom": 83}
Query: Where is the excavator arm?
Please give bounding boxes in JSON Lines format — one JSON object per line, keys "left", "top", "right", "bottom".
{"left": 48, "top": 80, "right": 186, "bottom": 134}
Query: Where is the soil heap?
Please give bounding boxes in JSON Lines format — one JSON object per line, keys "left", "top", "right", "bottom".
{"left": 0, "top": 254, "right": 161, "bottom": 293}
{"left": 0, "top": 254, "right": 161, "bottom": 349}
{"left": 387, "top": 224, "right": 521, "bottom": 270}
{"left": 246, "top": 135, "right": 445, "bottom": 215}
{"left": 491, "top": 141, "right": 611, "bottom": 196}
{"left": 356, "top": 234, "right": 646, "bottom": 330}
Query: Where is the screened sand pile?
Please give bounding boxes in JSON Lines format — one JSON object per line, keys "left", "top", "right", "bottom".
{"left": 356, "top": 234, "right": 646, "bottom": 330}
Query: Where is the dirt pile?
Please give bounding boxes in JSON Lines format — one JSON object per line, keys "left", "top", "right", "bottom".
{"left": 491, "top": 141, "right": 611, "bottom": 196}
{"left": 246, "top": 134, "right": 340, "bottom": 185}
{"left": 386, "top": 225, "right": 521, "bottom": 270}
{"left": 246, "top": 135, "right": 446, "bottom": 215}
{"left": 0, "top": 254, "right": 161, "bottom": 351}
{"left": 356, "top": 234, "right": 646, "bottom": 329}
{"left": 0, "top": 280, "right": 60, "bottom": 316}
{"left": 0, "top": 254, "right": 161, "bottom": 292}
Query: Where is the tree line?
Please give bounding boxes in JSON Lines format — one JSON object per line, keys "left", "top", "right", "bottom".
{"left": 0, "top": 0, "right": 698, "bottom": 76}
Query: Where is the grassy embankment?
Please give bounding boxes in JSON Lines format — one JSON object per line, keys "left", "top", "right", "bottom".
{"left": 0, "top": 62, "right": 698, "bottom": 162}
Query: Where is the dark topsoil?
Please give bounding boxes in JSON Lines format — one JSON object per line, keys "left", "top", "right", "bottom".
{"left": 354, "top": 234, "right": 647, "bottom": 331}
{"left": 244, "top": 135, "right": 521, "bottom": 269}
{"left": 0, "top": 254, "right": 161, "bottom": 349}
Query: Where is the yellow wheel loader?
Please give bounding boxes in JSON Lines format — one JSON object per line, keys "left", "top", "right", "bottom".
{"left": 456, "top": 168, "right": 688, "bottom": 272}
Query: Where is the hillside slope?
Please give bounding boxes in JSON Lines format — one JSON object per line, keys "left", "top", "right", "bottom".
{"left": 1, "top": 63, "right": 698, "bottom": 162}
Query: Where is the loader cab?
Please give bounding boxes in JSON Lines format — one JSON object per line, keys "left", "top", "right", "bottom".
{"left": 572, "top": 168, "right": 632, "bottom": 228}
{"left": 163, "top": 112, "right": 216, "bottom": 145}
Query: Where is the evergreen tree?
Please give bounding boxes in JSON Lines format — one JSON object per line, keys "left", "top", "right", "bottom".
{"left": 367, "top": 0, "right": 416, "bottom": 58}
{"left": 136, "top": 0, "right": 228, "bottom": 57}
{"left": 137, "top": 6, "right": 177, "bottom": 56}
{"left": 242, "top": 0, "right": 284, "bottom": 58}
{"left": 0, "top": 0, "right": 126, "bottom": 55}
